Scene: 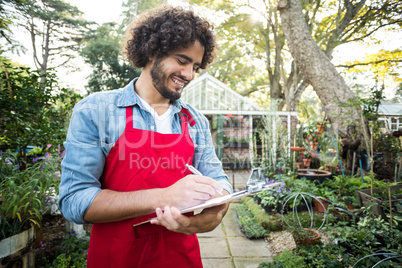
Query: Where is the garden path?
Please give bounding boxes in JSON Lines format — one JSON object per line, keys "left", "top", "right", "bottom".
{"left": 198, "top": 171, "right": 274, "bottom": 267}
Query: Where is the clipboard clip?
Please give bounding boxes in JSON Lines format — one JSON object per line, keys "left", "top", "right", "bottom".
{"left": 245, "top": 167, "right": 266, "bottom": 193}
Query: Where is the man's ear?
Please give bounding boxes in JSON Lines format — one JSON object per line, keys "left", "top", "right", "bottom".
{"left": 149, "top": 54, "right": 156, "bottom": 62}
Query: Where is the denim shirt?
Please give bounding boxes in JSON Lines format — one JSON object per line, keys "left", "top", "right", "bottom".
{"left": 59, "top": 79, "right": 233, "bottom": 224}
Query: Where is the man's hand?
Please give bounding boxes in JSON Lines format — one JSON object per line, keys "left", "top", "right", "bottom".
{"left": 150, "top": 191, "right": 230, "bottom": 235}
{"left": 163, "top": 175, "right": 224, "bottom": 210}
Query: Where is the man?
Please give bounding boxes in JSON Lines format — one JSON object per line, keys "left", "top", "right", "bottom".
{"left": 59, "top": 5, "right": 233, "bottom": 267}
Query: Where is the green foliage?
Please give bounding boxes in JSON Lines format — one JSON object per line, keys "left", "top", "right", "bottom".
{"left": 81, "top": 23, "right": 141, "bottom": 93}
{"left": 0, "top": 0, "right": 26, "bottom": 51}
{"left": 298, "top": 243, "right": 358, "bottom": 268}
{"left": 48, "top": 233, "right": 89, "bottom": 268}
{"left": 242, "top": 196, "right": 283, "bottom": 232}
{"left": 236, "top": 203, "right": 268, "bottom": 239}
{"left": 321, "top": 174, "right": 387, "bottom": 198}
{"left": 0, "top": 147, "right": 62, "bottom": 239}
{"left": 13, "top": 0, "right": 92, "bottom": 74}
{"left": 259, "top": 249, "right": 307, "bottom": 268}
{"left": 253, "top": 112, "right": 294, "bottom": 177}
{"left": 324, "top": 206, "right": 402, "bottom": 258}
{"left": 0, "top": 63, "right": 80, "bottom": 166}
{"left": 121, "top": 0, "right": 167, "bottom": 25}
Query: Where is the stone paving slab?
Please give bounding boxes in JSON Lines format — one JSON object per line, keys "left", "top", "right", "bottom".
{"left": 233, "top": 257, "right": 272, "bottom": 268}
{"left": 198, "top": 223, "right": 225, "bottom": 238}
{"left": 199, "top": 237, "right": 230, "bottom": 258}
{"left": 227, "top": 236, "right": 272, "bottom": 258}
{"left": 199, "top": 172, "right": 273, "bottom": 267}
{"left": 202, "top": 258, "right": 233, "bottom": 268}
{"left": 222, "top": 204, "right": 244, "bottom": 237}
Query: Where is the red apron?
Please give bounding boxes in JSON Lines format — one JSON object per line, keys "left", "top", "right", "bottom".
{"left": 87, "top": 106, "right": 203, "bottom": 268}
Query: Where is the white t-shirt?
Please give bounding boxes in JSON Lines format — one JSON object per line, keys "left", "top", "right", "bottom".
{"left": 138, "top": 95, "right": 173, "bottom": 134}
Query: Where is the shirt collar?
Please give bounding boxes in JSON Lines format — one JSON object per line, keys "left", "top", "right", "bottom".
{"left": 117, "top": 78, "right": 190, "bottom": 114}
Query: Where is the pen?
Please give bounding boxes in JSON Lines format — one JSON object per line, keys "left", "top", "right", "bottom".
{"left": 185, "top": 164, "right": 223, "bottom": 195}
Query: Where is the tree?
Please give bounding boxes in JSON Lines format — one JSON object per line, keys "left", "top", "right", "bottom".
{"left": 80, "top": 23, "right": 141, "bottom": 93}
{"left": 14, "top": 0, "right": 91, "bottom": 80}
{"left": 0, "top": 0, "right": 26, "bottom": 53}
{"left": 0, "top": 59, "right": 81, "bottom": 167}
{"left": 190, "top": 0, "right": 401, "bottom": 111}
{"left": 121, "top": 0, "right": 167, "bottom": 27}
{"left": 278, "top": 0, "right": 361, "bottom": 130}
{"left": 80, "top": 0, "right": 166, "bottom": 93}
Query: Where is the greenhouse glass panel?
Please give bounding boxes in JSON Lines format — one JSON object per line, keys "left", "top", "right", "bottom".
{"left": 182, "top": 72, "right": 263, "bottom": 113}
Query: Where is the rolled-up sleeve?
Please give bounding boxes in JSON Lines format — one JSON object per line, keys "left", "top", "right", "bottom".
{"left": 59, "top": 100, "right": 106, "bottom": 224}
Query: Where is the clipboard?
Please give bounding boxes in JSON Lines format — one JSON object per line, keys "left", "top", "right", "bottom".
{"left": 133, "top": 168, "right": 282, "bottom": 227}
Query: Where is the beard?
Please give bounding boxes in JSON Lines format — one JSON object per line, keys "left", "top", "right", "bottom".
{"left": 150, "top": 57, "right": 183, "bottom": 101}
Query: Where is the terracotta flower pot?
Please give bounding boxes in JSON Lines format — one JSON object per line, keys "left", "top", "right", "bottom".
{"left": 292, "top": 229, "right": 321, "bottom": 247}
{"left": 316, "top": 124, "right": 326, "bottom": 133}
{"left": 290, "top": 147, "right": 305, "bottom": 152}
{"left": 303, "top": 158, "right": 311, "bottom": 167}
{"left": 309, "top": 142, "right": 318, "bottom": 150}
{"left": 313, "top": 198, "right": 328, "bottom": 213}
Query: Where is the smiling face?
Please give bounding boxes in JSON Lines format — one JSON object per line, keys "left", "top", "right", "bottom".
{"left": 150, "top": 40, "right": 204, "bottom": 101}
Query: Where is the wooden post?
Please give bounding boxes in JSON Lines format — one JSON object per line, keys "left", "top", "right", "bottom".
{"left": 389, "top": 186, "right": 393, "bottom": 229}
{"left": 351, "top": 151, "right": 356, "bottom": 178}
{"left": 232, "top": 173, "right": 235, "bottom": 190}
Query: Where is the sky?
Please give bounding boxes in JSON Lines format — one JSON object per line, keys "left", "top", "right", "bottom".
{"left": 67, "top": 0, "right": 125, "bottom": 24}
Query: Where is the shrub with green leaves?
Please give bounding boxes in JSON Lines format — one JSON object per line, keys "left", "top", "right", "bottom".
{"left": 259, "top": 249, "right": 307, "bottom": 268}
{"left": 0, "top": 63, "right": 81, "bottom": 167}
{"left": 236, "top": 203, "right": 268, "bottom": 239}
{"left": 0, "top": 148, "right": 61, "bottom": 239}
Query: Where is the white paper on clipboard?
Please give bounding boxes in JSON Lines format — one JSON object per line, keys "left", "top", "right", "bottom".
{"left": 133, "top": 168, "right": 282, "bottom": 227}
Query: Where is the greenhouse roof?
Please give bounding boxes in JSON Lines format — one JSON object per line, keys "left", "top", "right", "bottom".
{"left": 378, "top": 103, "right": 402, "bottom": 116}
{"left": 181, "top": 72, "right": 267, "bottom": 115}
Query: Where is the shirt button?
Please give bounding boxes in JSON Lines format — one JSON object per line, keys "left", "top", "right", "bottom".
{"left": 151, "top": 126, "right": 155, "bottom": 130}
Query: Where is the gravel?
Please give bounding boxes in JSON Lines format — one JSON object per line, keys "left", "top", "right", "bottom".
{"left": 265, "top": 230, "right": 331, "bottom": 256}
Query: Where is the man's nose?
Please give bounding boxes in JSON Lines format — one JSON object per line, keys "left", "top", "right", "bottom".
{"left": 181, "top": 64, "right": 195, "bottom": 81}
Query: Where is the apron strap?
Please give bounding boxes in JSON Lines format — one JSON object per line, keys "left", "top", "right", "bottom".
{"left": 180, "top": 108, "right": 196, "bottom": 127}
{"left": 125, "top": 106, "right": 133, "bottom": 129}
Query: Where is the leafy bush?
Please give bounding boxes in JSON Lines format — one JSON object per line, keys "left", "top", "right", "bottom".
{"left": 242, "top": 196, "right": 283, "bottom": 231}
{"left": 0, "top": 147, "right": 61, "bottom": 239}
{"left": 0, "top": 63, "right": 81, "bottom": 167}
{"left": 46, "top": 232, "right": 89, "bottom": 268}
{"left": 298, "top": 243, "right": 358, "bottom": 267}
{"left": 236, "top": 203, "right": 268, "bottom": 239}
{"left": 259, "top": 249, "right": 307, "bottom": 268}
{"left": 323, "top": 205, "right": 402, "bottom": 261}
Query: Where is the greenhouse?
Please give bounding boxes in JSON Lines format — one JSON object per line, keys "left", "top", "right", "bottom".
{"left": 182, "top": 72, "right": 298, "bottom": 168}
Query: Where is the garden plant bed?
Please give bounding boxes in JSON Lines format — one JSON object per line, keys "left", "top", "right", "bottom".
{"left": 355, "top": 183, "right": 402, "bottom": 216}
{"left": 34, "top": 215, "right": 92, "bottom": 267}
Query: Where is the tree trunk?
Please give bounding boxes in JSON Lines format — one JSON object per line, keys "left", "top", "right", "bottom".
{"left": 278, "top": 0, "right": 361, "bottom": 133}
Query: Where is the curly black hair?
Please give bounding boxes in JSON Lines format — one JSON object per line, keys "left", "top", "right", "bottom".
{"left": 123, "top": 5, "right": 216, "bottom": 69}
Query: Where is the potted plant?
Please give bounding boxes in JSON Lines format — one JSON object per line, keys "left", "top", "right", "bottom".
{"left": 281, "top": 192, "right": 326, "bottom": 249}
{"left": 291, "top": 228, "right": 321, "bottom": 247}
{"left": 311, "top": 185, "right": 339, "bottom": 213}
{"left": 319, "top": 162, "right": 339, "bottom": 175}
{"left": 300, "top": 150, "right": 315, "bottom": 168}
{"left": 0, "top": 147, "right": 61, "bottom": 265}
{"left": 304, "top": 125, "right": 322, "bottom": 151}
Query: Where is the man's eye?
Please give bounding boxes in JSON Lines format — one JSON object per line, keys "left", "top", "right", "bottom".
{"left": 194, "top": 67, "right": 200, "bottom": 72}
{"left": 177, "top": 59, "right": 185, "bottom": 65}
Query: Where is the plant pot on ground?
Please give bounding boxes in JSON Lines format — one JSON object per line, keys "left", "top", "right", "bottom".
{"left": 292, "top": 228, "right": 321, "bottom": 247}
{"left": 313, "top": 198, "right": 329, "bottom": 213}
